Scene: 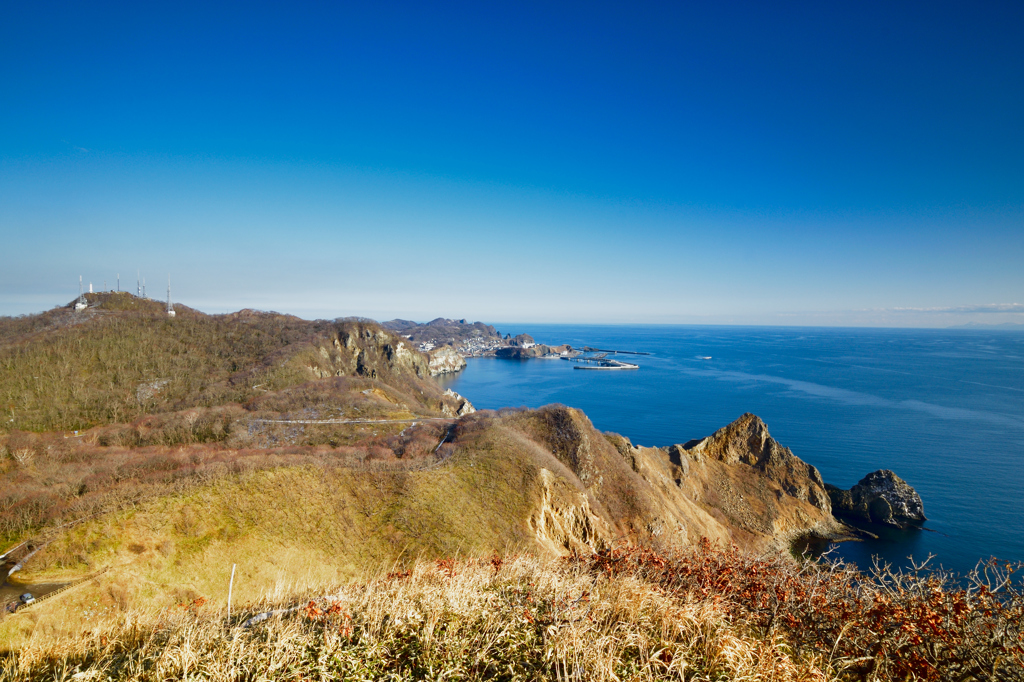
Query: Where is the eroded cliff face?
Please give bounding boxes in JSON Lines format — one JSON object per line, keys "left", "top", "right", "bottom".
{"left": 529, "top": 468, "right": 610, "bottom": 555}
{"left": 293, "top": 320, "right": 470, "bottom": 417}
{"left": 428, "top": 346, "right": 467, "bottom": 375}
{"left": 496, "top": 407, "right": 842, "bottom": 557}
{"left": 495, "top": 344, "right": 572, "bottom": 359}
{"left": 299, "top": 320, "right": 431, "bottom": 382}
{"left": 600, "top": 417, "right": 842, "bottom": 554}
{"left": 442, "top": 389, "right": 476, "bottom": 417}
{"left": 678, "top": 414, "right": 833, "bottom": 513}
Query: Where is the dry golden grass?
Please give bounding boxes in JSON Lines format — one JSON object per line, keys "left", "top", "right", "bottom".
{"left": 0, "top": 429, "right": 554, "bottom": 645}
{"left": 1, "top": 554, "right": 833, "bottom": 681}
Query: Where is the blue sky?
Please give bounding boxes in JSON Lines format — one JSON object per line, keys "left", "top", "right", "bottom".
{"left": 2, "top": 1, "right": 1022, "bottom": 325}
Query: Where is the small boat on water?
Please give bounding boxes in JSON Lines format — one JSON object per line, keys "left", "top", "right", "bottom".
{"left": 698, "top": 356, "right": 712, "bottom": 360}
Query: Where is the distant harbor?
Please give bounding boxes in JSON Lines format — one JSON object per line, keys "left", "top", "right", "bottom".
{"left": 566, "top": 353, "right": 641, "bottom": 370}
{"left": 572, "top": 359, "right": 640, "bottom": 370}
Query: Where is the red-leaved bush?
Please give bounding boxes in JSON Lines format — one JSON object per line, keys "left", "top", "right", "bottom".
{"left": 572, "top": 539, "right": 1023, "bottom": 681}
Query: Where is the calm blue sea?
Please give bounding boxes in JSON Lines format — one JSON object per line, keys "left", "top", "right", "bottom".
{"left": 440, "top": 325, "right": 1024, "bottom": 575}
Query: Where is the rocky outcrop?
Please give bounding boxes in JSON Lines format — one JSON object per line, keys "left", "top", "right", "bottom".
{"left": 442, "top": 388, "right": 475, "bottom": 417}
{"left": 427, "top": 346, "right": 467, "bottom": 375}
{"left": 511, "top": 408, "right": 844, "bottom": 555}
{"left": 509, "top": 334, "right": 535, "bottom": 347}
{"left": 826, "top": 470, "right": 925, "bottom": 529}
{"left": 529, "top": 468, "right": 610, "bottom": 554}
{"left": 602, "top": 414, "right": 846, "bottom": 552}
{"left": 495, "top": 343, "right": 571, "bottom": 359}
{"left": 680, "top": 413, "right": 832, "bottom": 513}
{"left": 303, "top": 320, "right": 432, "bottom": 382}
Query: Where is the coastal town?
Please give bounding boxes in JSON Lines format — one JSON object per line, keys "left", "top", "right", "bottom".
{"left": 382, "top": 317, "right": 643, "bottom": 372}
{"left": 383, "top": 317, "right": 560, "bottom": 358}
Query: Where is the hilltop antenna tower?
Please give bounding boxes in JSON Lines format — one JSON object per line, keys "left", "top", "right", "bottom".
{"left": 167, "top": 276, "right": 175, "bottom": 317}
{"left": 143, "top": 277, "right": 146, "bottom": 298}
{"left": 137, "top": 271, "right": 141, "bottom": 297}
{"left": 117, "top": 274, "right": 120, "bottom": 292}
{"left": 75, "top": 276, "right": 87, "bottom": 311}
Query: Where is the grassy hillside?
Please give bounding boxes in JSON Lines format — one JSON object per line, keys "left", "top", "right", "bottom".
{"left": 0, "top": 295, "right": 452, "bottom": 434}
{"left": 1, "top": 405, "right": 847, "bottom": 647}
{"left": 0, "top": 408, "right": 611, "bottom": 650}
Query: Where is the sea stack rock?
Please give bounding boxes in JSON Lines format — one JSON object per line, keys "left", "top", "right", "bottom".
{"left": 826, "top": 470, "right": 925, "bottom": 529}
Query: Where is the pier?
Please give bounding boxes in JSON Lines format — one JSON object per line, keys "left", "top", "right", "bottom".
{"left": 579, "top": 346, "right": 650, "bottom": 356}
{"left": 556, "top": 344, "right": 647, "bottom": 370}
{"left": 569, "top": 356, "right": 640, "bottom": 370}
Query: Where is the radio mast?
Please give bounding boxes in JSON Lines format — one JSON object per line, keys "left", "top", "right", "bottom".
{"left": 167, "top": 276, "right": 175, "bottom": 317}
{"left": 75, "top": 276, "right": 87, "bottom": 311}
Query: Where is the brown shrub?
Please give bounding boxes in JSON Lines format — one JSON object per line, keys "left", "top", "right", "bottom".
{"left": 572, "top": 541, "right": 1024, "bottom": 681}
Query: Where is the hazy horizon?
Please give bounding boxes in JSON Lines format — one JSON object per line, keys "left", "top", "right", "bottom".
{"left": 8, "top": 289, "right": 1024, "bottom": 331}
{"left": 3, "top": 3, "right": 1022, "bottom": 326}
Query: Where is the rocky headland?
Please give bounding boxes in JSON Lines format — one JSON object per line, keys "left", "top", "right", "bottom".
{"left": 826, "top": 470, "right": 926, "bottom": 529}
{"left": 602, "top": 413, "right": 847, "bottom": 553}
{"left": 494, "top": 343, "right": 574, "bottom": 359}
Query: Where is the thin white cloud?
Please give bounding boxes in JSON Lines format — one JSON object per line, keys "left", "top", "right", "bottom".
{"left": 889, "top": 303, "right": 1024, "bottom": 314}
{"left": 60, "top": 139, "right": 89, "bottom": 153}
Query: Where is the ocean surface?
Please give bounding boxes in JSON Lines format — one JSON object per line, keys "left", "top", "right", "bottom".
{"left": 440, "top": 325, "right": 1024, "bottom": 575}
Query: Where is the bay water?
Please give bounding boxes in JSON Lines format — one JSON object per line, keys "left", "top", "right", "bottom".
{"left": 440, "top": 324, "right": 1024, "bottom": 575}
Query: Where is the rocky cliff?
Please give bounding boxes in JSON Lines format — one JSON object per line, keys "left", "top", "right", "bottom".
{"left": 611, "top": 414, "right": 842, "bottom": 552}
{"left": 294, "top": 320, "right": 470, "bottom": 417}
{"left": 826, "top": 470, "right": 925, "bottom": 529}
{"left": 679, "top": 413, "right": 833, "bottom": 512}
{"left": 508, "top": 333, "right": 535, "bottom": 347}
{"left": 491, "top": 408, "right": 845, "bottom": 555}
{"left": 442, "top": 388, "right": 476, "bottom": 417}
{"left": 427, "top": 345, "right": 467, "bottom": 375}
{"left": 302, "top": 320, "right": 430, "bottom": 381}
